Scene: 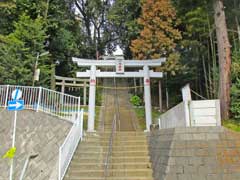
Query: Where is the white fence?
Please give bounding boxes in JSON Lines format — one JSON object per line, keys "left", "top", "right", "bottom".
{"left": 0, "top": 85, "right": 80, "bottom": 123}
{"left": 59, "top": 109, "right": 84, "bottom": 180}
{"left": 159, "top": 100, "right": 221, "bottom": 129}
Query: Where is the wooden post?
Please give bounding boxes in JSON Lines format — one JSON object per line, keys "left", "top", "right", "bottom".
{"left": 158, "top": 80, "right": 162, "bottom": 112}
{"left": 61, "top": 80, "right": 65, "bottom": 94}
{"left": 83, "top": 81, "right": 87, "bottom": 106}
{"left": 166, "top": 87, "right": 169, "bottom": 109}
{"left": 140, "top": 78, "right": 143, "bottom": 93}
{"left": 134, "top": 77, "right": 137, "bottom": 94}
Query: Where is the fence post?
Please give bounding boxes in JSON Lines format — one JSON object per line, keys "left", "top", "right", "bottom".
{"left": 80, "top": 109, "right": 84, "bottom": 139}
{"left": 77, "top": 97, "right": 81, "bottom": 125}
{"left": 4, "top": 85, "right": 9, "bottom": 108}
{"left": 37, "top": 87, "right": 42, "bottom": 112}
{"left": 58, "top": 149, "right": 61, "bottom": 180}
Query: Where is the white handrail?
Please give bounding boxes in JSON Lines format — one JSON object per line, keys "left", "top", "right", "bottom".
{"left": 58, "top": 109, "right": 84, "bottom": 180}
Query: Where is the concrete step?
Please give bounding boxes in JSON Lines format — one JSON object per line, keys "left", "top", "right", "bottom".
{"left": 65, "top": 177, "right": 153, "bottom": 180}
{"left": 86, "top": 132, "right": 147, "bottom": 137}
{"left": 69, "top": 162, "right": 152, "bottom": 170}
{"left": 68, "top": 169, "right": 153, "bottom": 177}
{"left": 80, "top": 140, "right": 148, "bottom": 146}
{"left": 77, "top": 145, "right": 149, "bottom": 151}
{"left": 74, "top": 151, "right": 149, "bottom": 157}
{"left": 83, "top": 136, "right": 148, "bottom": 142}
{"left": 72, "top": 156, "right": 150, "bottom": 163}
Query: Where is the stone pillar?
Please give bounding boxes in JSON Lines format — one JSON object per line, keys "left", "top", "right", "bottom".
{"left": 143, "top": 65, "right": 152, "bottom": 131}
{"left": 88, "top": 65, "right": 96, "bottom": 132}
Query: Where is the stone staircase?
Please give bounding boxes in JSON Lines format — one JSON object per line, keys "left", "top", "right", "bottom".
{"left": 64, "top": 131, "right": 153, "bottom": 180}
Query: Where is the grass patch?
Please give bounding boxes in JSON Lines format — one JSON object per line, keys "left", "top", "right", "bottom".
{"left": 82, "top": 106, "right": 101, "bottom": 130}
{"left": 223, "top": 119, "right": 240, "bottom": 132}
{"left": 134, "top": 107, "right": 162, "bottom": 130}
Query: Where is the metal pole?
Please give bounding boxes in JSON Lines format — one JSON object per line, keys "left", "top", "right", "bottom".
{"left": 10, "top": 110, "right": 17, "bottom": 180}
{"left": 33, "top": 53, "right": 39, "bottom": 87}
{"left": 77, "top": 97, "right": 81, "bottom": 125}
{"left": 5, "top": 85, "right": 9, "bottom": 108}
{"left": 37, "top": 87, "right": 42, "bottom": 112}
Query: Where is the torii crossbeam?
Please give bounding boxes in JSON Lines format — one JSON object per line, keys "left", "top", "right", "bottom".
{"left": 73, "top": 57, "right": 166, "bottom": 132}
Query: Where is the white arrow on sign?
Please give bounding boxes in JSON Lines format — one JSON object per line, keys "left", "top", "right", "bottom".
{"left": 11, "top": 89, "right": 22, "bottom": 100}
{"left": 9, "top": 102, "right": 22, "bottom": 109}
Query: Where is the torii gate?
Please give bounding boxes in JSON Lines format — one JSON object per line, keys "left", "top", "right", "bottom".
{"left": 72, "top": 57, "right": 166, "bottom": 132}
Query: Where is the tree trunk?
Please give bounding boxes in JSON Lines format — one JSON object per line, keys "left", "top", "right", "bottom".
{"left": 213, "top": 0, "right": 231, "bottom": 120}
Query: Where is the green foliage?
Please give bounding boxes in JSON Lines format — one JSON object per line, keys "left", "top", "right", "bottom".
{"left": 223, "top": 120, "right": 240, "bottom": 132}
{"left": 0, "top": 14, "right": 47, "bottom": 85}
{"left": 230, "top": 49, "right": 240, "bottom": 120}
{"left": 108, "top": 0, "right": 141, "bottom": 58}
{"left": 96, "top": 87, "right": 103, "bottom": 106}
{"left": 130, "top": 95, "right": 142, "bottom": 106}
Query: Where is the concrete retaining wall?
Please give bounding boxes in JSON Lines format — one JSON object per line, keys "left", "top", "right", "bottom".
{"left": 159, "top": 102, "right": 188, "bottom": 129}
{"left": 148, "top": 127, "right": 240, "bottom": 180}
{"left": 0, "top": 109, "right": 71, "bottom": 180}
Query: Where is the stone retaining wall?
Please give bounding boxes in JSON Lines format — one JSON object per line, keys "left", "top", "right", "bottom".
{"left": 148, "top": 127, "right": 240, "bottom": 180}
{"left": 0, "top": 109, "right": 71, "bottom": 180}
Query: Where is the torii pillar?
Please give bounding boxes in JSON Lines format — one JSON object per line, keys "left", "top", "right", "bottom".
{"left": 88, "top": 65, "right": 96, "bottom": 132}
{"left": 143, "top": 65, "right": 152, "bottom": 131}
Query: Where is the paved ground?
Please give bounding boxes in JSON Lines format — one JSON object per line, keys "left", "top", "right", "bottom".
{"left": 100, "top": 78, "right": 140, "bottom": 132}
{"left": 0, "top": 109, "right": 71, "bottom": 180}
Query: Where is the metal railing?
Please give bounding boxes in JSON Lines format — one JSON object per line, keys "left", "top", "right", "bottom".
{"left": 59, "top": 109, "right": 84, "bottom": 180}
{"left": 103, "top": 77, "right": 119, "bottom": 179}
{"left": 0, "top": 85, "right": 80, "bottom": 123}
{"left": 104, "top": 115, "right": 116, "bottom": 179}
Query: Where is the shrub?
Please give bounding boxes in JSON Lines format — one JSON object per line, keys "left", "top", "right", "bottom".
{"left": 130, "top": 95, "right": 142, "bottom": 106}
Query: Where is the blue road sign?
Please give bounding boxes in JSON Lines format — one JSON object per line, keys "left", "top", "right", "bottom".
{"left": 7, "top": 100, "right": 24, "bottom": 111}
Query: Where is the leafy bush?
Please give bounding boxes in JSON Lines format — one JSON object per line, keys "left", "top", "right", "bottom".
{"left": 130, "top": 95, "right": 142, "bottom": 106}
{"left": 230, "top": 49, "right": 240, "bottom": 120}
{"left": 230, "top": 80, "right": 240, "bottom": 119}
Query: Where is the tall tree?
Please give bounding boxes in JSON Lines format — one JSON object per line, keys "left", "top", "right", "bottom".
{"left": 213, "top": 0, "right": 232, "bottom": 120}
{"left": 130, "top": 0, "right": 181, "bottom": 60}
{"left": 108, "top": 0, "right": 141, "bottom": 58}
{"left": 0, "top": 14, "right": 47, "bottom": 85}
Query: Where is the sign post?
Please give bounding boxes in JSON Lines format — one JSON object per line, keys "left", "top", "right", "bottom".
{"left": 7, "top": 89, "right": 24, "bottom": 180}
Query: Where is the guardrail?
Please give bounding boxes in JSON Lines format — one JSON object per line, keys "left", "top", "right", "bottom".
{"left": 0, "top": 85, "right": 80, "bottom": 123}
{"left": 59, "top": 109, "right": 84, "bottom": 180}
